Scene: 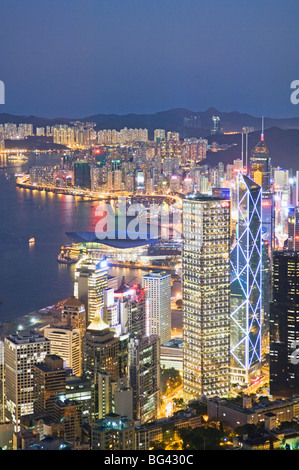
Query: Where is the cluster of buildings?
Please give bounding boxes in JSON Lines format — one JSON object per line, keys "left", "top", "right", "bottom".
{"left": 2, "top": 117, "right": 299, "bottom": 450}
{"left": 0, "top": 254, "right": 177, "bottom": 449}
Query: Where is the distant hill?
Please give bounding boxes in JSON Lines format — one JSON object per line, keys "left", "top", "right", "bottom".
{"left": 1, "top": 107, "right": 299, "bottom": 135}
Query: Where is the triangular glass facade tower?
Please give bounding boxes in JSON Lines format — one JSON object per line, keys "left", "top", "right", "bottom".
{"left": 230, "top": 173, "right": 262, "bottom": 384}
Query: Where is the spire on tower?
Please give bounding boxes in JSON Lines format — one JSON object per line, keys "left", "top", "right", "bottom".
{"left": 261, "top": 116, "right": 264, "bottom": 141}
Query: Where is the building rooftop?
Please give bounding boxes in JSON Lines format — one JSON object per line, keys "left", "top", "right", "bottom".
{"left": 6, "top": 329, "right": 49, "bottom": 345}
{"left": 63, "top": 296, "right": 83, "bottom": 307}
{"left": 185, "top": 193, "right": 226, "bottom": 202}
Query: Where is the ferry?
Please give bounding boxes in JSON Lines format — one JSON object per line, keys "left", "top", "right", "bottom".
{"left": 8, "top": 154, "right": 28, "bottom": 162}
{"left": 29, "top": 237, "right": 35, "bottom": 245}
{"left": 57, "top": 254, "right": 77, "bottom": 264}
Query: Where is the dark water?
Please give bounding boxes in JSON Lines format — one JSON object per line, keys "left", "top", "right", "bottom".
{"left": 0, "top": 152, "right": 144, "bottom": 323}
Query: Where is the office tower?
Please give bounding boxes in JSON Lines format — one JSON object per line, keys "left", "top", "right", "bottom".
{"left": 97, "top": 372, "right": 115, "bottom": 420}
{"left": 73, "top": 161, "right": 91, "bottom": 189}
{"left": 114, "top": 378, "right": 134, "bottom": 420}
{"left": 102, "top": 288, "right": 121, "bottom": 335}
{"left": 230, "top": 174, "right": 263, "bottom": 385}
{"left": 250, "top": 132, "right": 271, "bottom": 193}
{"left": 43, "top": 325, "right": 82, "bottom": 377}
{"left": 33, "top": 355, "right": 66, "bottom": 417}
{"left": 129, "top": 334, "right": 160, "bottom": 424}
{"left": 114, "top": 279, "right": 147, "bottom": 338}
{"left": 53, "top": 399, "right": 83, "bottom": 443}
{"left": 287, "top": 207, "right": 299, "bottom": 251}
{"left": 211, "top": 116, "right": 221, "bottom": 135}
{"left": 142, "top": 271, "right": 171, "bottom": 344}
{"left": 182, "top": 194, "right": 231, "bottom": 400}
{"left": 83, "top": 317, "right": 121, "bottom": 422}
{"left": 4, "top": 330, "right": 50, "bottom": 429}
{"left": 270, "top": 252, "right": 299, "bottom": 398}
{"left": 0, "top": 341, "right": 5, "bottom": 423}
{"left": 91, "top": 414, "right": 135, "bottom": 450}
{"left": 61, "top": 296, "right": 87, "bottom": 333}
{"left": 74, "top": 257, "right": 108, "bottom": 324}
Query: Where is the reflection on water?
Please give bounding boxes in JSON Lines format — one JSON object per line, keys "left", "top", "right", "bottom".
{"left": 0, "top": 152, "right": 145, "bottom": 323}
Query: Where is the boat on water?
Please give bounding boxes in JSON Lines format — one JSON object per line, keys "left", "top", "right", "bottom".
{"left": 29, "top": 237, "right": 35, "bottom": 245}
{"left": 8, "top": 154, "right": 28, "bottom": 162}
{"left": 57, "top": 255, "right": 77, "bottom": 264}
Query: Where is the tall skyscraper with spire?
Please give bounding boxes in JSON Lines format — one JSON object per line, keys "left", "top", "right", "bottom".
{"left": 250, "top": 117, "right": 271, "bottom": 193}
{"left": 230, "top": 173, "right": 263, "bottom": 385}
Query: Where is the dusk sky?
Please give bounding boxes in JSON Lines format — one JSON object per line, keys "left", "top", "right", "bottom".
{"left": 0, "top": 0, "right": 298, "bottom": 118}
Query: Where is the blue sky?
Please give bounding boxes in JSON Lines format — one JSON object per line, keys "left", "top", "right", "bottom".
{"left": 0, "top": 0, "right": 298, "bottom": 118}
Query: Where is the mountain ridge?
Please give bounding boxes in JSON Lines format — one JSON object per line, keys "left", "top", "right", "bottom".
{"left": 0, "top": 108, "right": 299, "bottom": 133}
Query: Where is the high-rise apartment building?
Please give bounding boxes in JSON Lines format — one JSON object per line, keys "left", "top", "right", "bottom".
{"left": 230, "top": 174, "right": 262, "bottom": 385}
{"left": 4, "top": 330, "right": 50, "bottom": 429}
{"left": 142, "top": 271, "right": 171, "bottom": 344}
{"left": 182, "top": 194, "right": 231, "bottom": 400}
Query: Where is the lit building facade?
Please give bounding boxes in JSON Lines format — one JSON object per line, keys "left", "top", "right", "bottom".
{"left": 4, "top": 330, "right": 50, "bottom": 429}
{"left": 230, "top": 174, "right": 262, "bottom": 385}
{"left": 270, "top": 251, "right": 299, "bottom": 398}
{"left": 42, "top": 325, "right": 82, "bottom": 377}
{"left": 74, "top": 256, "right": 108, "bottom": 324}
{"left": 182, "top": 194, "right": 231, "bottom": 400}
{"left": 128, "top": 334, "right": 160, "bottom": 424}
{"left": 142, "top": 271, "right": 171, "bottom": 345}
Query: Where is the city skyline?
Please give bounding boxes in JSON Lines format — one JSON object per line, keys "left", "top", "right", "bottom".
{"left": 1, "top": 0, "right": 299, "bottom": 453}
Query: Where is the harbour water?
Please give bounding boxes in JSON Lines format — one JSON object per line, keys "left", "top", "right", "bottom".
{"left": 0, "top": 152, "right": 146, "bottom": 325}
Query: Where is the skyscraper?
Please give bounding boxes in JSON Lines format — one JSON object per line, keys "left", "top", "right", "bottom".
{"left": 73, "top": 161, "right": 91, "bottom": 189}
{"left": 270, "top": 251, "right": 299, "bottom": 398}
{"left": 4, "top": 330, "right": 50, "bottom": 429}
{"left": 33, "top": 355, "right": 66, "bottom": 417}
{"left": 230, "top": 173, "right": 263, "bottom": 385}
{"left": 42, "top": 325, "right": 82, "bottom": 377}
{"left": 182, "top": 194, "right": 231, "bottom": 400}
{"left": 128, "top": 334, "right": 160, "bottom": 424}
{"left": 61, "top": 296, "right": 87, "bottom": 333}
{"left": 287, "top": 207, "right": 299, "bottom": 251}
{"left": 115, "top": 280, "right": 147, "bottom": 338}
{"left": 82, "top": 316, "right": 121, "bottom": 422}
{"left": 211, "top": 116, "right": 221, "bottom": 135}
{"left": 250, "top": 134, "right": 271, "bottom": 193}
{"left": 74, "top": 257, "right": 108, "bottom": 324}
{"left": 142, "top": 271, "right": 171, "bottom": 345}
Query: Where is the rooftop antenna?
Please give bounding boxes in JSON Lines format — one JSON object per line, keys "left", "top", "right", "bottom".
{"left": 261, "top": 116, "right": 264, "bottom": 141}
{"left": 245, "top": 129, "right": 248, "bottom": 175}
{"left": 241, "top": 131, "right": 244, "bottom": 171}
